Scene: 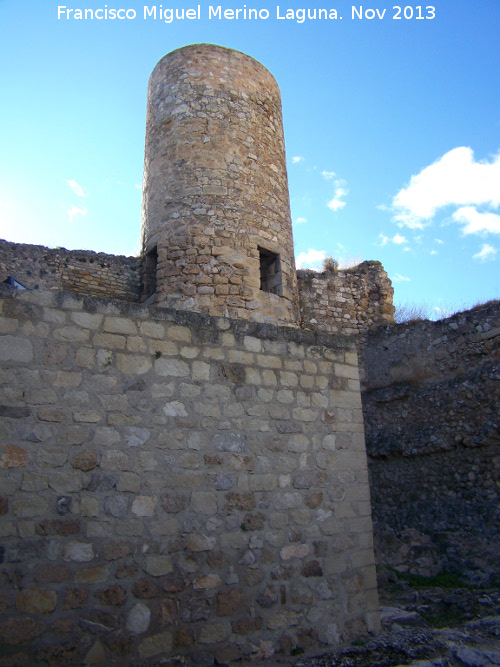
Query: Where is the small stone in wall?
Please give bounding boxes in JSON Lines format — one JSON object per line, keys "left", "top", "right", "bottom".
{"left": 173, "top": 627, "right": 194, "bottom": 648}
{"left": 1, "top": 445, "right": 27, "bottom": 468}
{"left": 131, "top": 495, "right": 157, "bottom": 517}
{"left": 63, "top": 541, "right": 94, "bottom": 562}
{"left": 144, "top": 555, "right": 173, "bottom": 577}
{"left": 163, "top": 401, "right": 188, "bottom": 417}
{"left": 193, "top": 574, "right": 222, "bottom": 590}
{"left": 97, "top": 584, "right": 127, "bottom": 606}
{"left": 63, "top": 587, "right": 88, "bottom": 609}
{"left": 280, "top": 544, "right": 310, "bottom": 561}
{"left": 186, "top": 534, "right": 216, "bottom": 552}
{"left": 301, "top": 560, "right": 323, "bottom": 577}
{"left": 56, "top": 496, "right": 72, "bottom": 515}
{"left": 127, "top": 603, "right": 151, "bottom": 635}
{"left": 124, "top": 427, "right": 151, "bottom": 447}
{"left": 104, "top": 540, "right": 132, "bottom": 561}
{"left": 256, "top": 587, "right": 278, "bottom": 608}
{"left": 16, "top": 588, "right": 57, "bottom": 614}
{"left": 132, "top": 578, "right": 158, "bottom": 599}
{"left": 216, "top": 589, "right": 248, "bottom": 617}
{"left": 104, "top": 495, "right": 128, "bottom": 519}
{"left": 0, "top": 616, "right": 45, "bottom": 645}
{"left": 71, "top": 450, "right": 97, "bottom": 472}
{"left": 305, "top": 492, "right": 323, "bottom": 509}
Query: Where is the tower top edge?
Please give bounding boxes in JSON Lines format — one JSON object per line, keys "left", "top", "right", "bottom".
{"left": 151, "top": 43, "right": 279, "bottom": 88}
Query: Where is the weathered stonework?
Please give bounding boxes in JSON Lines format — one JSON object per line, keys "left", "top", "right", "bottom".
{"left": 0, "top": 240, "right": 140, "bottom": 302}
{"left": 363, "top": 301, "right": 500, "bottom": 583}
{"left": 0, "top": 286, "right": 379, "bottom": 663}
{"left": 1, "top": 39, "right": 497, "bottom": 665}
{"left": 140, "top": 44, "right": 299, "bottom": 325}
{"left": 298, "top": 261, "right": 395, "bottom": 337}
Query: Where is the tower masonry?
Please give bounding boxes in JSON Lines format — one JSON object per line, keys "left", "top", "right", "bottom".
{"left": 140, "top": 44, "right": 299, "bottom": 325}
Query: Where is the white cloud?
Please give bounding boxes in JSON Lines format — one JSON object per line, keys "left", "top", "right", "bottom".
{"left": 451, "top": 206, "right": 500, "bottom": 235}
{"left": 67, "top": 205, "right": 88, "bottom": 222}
{"left": 67, "top": 179, "right": 85, "bottom": 197}
{"left": 391, "top": 273, "right": 411, "bottom": 282}
{"left": 473, "top": 243, "right": 497, "bottom": 262}
{"left": 327, "top": 180, "right": 348, "bottom": 212}
{"left": 392, "top": 147, "right": 500, "bottom": 230}
{"left": 294, "top": 217, "right": 307, "bottom": 225}
{"left": 296, "top": 248, "right": 326, "bottom": 270}
{"left": 292, "top": 156, "right": 304, "bottom": 164}
{"left": 321, "top": 170, "right": 336, "bottom": 180}
{"left": 378, "top": 233, "right": 408, "bottom": 246}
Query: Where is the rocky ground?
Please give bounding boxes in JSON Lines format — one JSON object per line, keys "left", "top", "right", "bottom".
{"left": 237, "top": 585, "right": 500, "bottom": 667}
{"left": 293, "top": 586, "right": 500, "bottom": 667}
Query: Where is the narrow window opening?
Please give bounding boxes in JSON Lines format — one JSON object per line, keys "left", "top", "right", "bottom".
{"left": 142, "top": 246, "right": 158, "bottom": 300}
{"left": 259, "top": 247, "right": 282, "bottom": 296}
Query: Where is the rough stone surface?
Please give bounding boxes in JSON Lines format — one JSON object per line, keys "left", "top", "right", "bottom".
{"left": 364, "top": 301, "right": 500, "bottom": 584}
{"left": 0, "top": 284, "right": 376, "bottom": 664}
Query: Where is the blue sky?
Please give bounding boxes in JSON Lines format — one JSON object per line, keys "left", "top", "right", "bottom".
{"left": 1, "top": 0, "right": 499, "bottom": 316}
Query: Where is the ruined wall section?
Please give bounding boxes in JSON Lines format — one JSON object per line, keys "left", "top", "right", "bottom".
{"left": 0, "top": 239, "right": 140, "bottom": 302}
{"left": 297, "top": 261, "right": 395, "bottom": 337}
{"left": 0, "top": 286, "right": 379, "bottom": 664}
{"left": 362, "top": 301, "right": 500, "bottom": 582}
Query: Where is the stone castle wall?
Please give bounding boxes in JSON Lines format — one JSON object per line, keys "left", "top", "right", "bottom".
{"left": 297, "top": 261, "right": 395, "bottom": 337}
{"left": 0, "top": 240, "right": 140, "bottom": 302}
{"left": 0, "top": 240, "right": 395, "bottom": 338}
{"left": 362, "top": 301, "right": 500, "bottom": 583}
{"left": 0, "top": 286, "right": 379, "bottom": 664}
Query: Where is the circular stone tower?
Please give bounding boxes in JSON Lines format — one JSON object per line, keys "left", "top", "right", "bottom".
{"left": 140, "top": 44, "right": 299, "bottom": 325}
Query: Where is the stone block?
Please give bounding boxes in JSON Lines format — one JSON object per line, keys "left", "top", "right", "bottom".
{"left": 11, "top": 493, "right": 49, "bottom": 518}
{"left": 0, "top": 616, "right": 45, "bottom": 644}
{"left": 114, "top": 518, "right": 144, "bottom": 536}
{"left": 38, "top": 406, "right": 68, "bottom": 422}
{"left": 186, "top": 534, "right": 216, "bottom": 552}
{"left": 249, "top": 474, "right": 277, "bottom": 491}
{"left": 131, "top": 495, "right": 158, "bottom": 517}
{"left": 191, "top": 491, "right": 217, "bottom": 515}
{"left": 53, "top": 326, "right": 90, "bottom": 343}
{"left": 104, "top": 316, "right": 137, "bottom": 335}
{"left": 49, "top": 471, "right": 83, "bottom": 493}
{"left": 71, "top": 312, "right": 103, "bottom": 329}
{"left": 93, "top": 332, "right": 126, "bottom": 349}
{"left": 63, "top": 541, "right": 94, "bottom": 562}
{"left": 71, "top": 450, "right": 98, "bottom": 472}
{"left": 139, "top": 321, "right": 165, "bottom": 338}
{"left": 73, "top": 409, "right": 102, "bottom": 423}
{"left": 138, "top": 631, "right": 173, "bottom": 658}
{"left": 127, "top": 603, "right": 151, "bottom": 634}
{"left": 155, "top": 358, "right": 189, "bottom": 377}
{"left": 280, "top": 544, "right": 310, "bottom": 561}
{"left": 101, "top": 450, "right": 129, "bottom": 471}
{"left": 166, "top": 325, "right": 192, "bottom": 342}
{"left": 144, "top": 555, "right": 173, "bottom": 577}
{"left": 0, "top": 336, "right": 33, "bottom": 362}
{"left": 74, "top": 565, "right": 109, "bottom": 583}
{"left": 1, "top": 444, "right": 27, "bottom": 468}
{"left": 117, "top": 354, "right": 152, "bottom": 375}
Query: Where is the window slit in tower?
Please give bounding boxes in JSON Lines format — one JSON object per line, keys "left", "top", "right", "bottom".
{"left": 143, "top": 246, "right": 158, "bottom": 299}
{"left": 259, "top": 247, "right": 282, "bottom": 296}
